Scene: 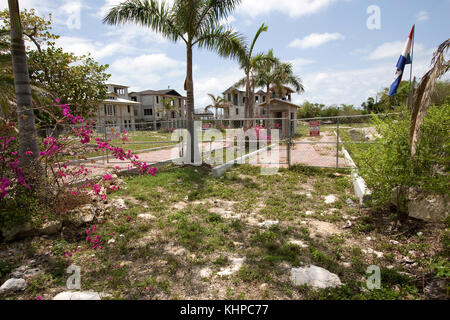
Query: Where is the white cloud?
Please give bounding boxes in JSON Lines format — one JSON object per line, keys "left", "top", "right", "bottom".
{"left": 416, "top": 10, "right": 429, "bottom": 22}
{"left": 366, "top": 41, "right": 425, "bottom": 61}
{"left": 194, "top": 68, "right": 244, "bottom": 106}
{"left": 53, "top": 36, "right": 130, "bottom": 60}
{"left": 294, "top": 58, "right": 431, "bottom": 106}
{"left": 289, "top": 58, "right": 316, "bottom": 72}
{"left": 288, "top": 33, "right": 345, "bottom": 49}
{"left": 108, "top": 53, "right": 187, "bottom": 92}
{"left": 237, "top": 0, "right": 342, "bottom": 18}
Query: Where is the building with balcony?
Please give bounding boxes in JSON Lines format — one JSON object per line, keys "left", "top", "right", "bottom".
{"left": 95, "top": 84, "right": 140, "bottom": 132}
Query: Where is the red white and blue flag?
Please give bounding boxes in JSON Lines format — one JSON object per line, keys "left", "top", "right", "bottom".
{"left": 389, "top": 25, "right": 415, "bottom": 96}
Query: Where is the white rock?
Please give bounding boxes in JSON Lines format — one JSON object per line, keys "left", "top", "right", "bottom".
{"left": 258, "top": 220, "right": 279, "bottom": 228}
{"left": 389, "top": 240, "right": 400, "bottom": 245}
{"left": 0, "top": 278, "right": 26, "bottom": 293}
{"left": 289, "top": 239, "right": 309, "bottom": 248}
{"left": 291, "top": 265, "right": 342, "bottom": 289}
{"left": 217, "top": 258, "right": 245, "bottom": 276}
{"left": 137, "top": 213, "right": 155, "bottom": 220}
{"left": 324, "top": 195, "right": 337, "bottom": 204}
{"left": 107, "top": 238, "right": 116, "bottom": 244}
{"left": 53, "top": 291, "right": 101, "bottom": 300}
{"left": 417, "top": 232, "right": 423, "bottom": 236}
{"left": 199, "top": 267, "right": 212, "bottom": 278}
{"left": 305, "top": 211, "right": 314, "bottom": 216}
{"left": 343, "top": 220, "right": 352, "bottom": 229}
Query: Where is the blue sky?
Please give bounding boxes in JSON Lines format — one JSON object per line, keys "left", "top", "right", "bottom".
{"left": 2, "top": 0, "right": 450, "bottom": 107}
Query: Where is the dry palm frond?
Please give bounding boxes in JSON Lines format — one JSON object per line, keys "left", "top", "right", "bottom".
{"left": 410, "top": 38, "right": 450, "bottom": 157}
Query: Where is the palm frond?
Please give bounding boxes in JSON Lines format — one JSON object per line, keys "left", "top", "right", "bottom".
{"left": 103, "top": 0, "right": 184, "bottom": 42}
{"left": 410, "top": 38, "right": 450, "bottom": 156}
{"left": 195, "top": 25, "right": 245, "bottom": 60}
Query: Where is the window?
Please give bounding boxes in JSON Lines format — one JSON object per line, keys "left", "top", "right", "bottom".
{"left": 235, "top": 108, "right": 239, "bottom": 115}
{"left": 144, "top": 109, "right": 153, "bottom": 116}
{"left": 179, "top": 99, "right": 182, "bottom": 107}
{"left": 104, "top": 104, "right": 114, "bottom": 116}
{"left": 114, "top": 87, "right": 125, "bottom": 95}
{"left": 227, "top": 94, "right": 231, "bottom": 101}
{"left": 131, "top": 96, "right": 137, "bottom": 102}
{"left": 127, "top": 105, "right": 131, "bottom": 113}
{"left": 156, "top": 96, "right": 159, "bottom": 104}
{"left": 255, "top": 96, "right": 259, "bottom": 102}
{"left": 134, "top": 110, "right": 138, "bottom": 117}
{"left": 262, "top": 96, "right": 266, "bottom": 102}
{"left": 243, "top": 97, "right": 246, "bottom": 104}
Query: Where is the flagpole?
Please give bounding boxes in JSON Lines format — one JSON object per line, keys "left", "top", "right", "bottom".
{"left": 408, "top": 25, "right": 415, "bottom": 108}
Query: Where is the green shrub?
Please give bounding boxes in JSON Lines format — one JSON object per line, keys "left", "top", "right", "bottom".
{"left": 353, "top": 104, "right": 449, "bottom": 210}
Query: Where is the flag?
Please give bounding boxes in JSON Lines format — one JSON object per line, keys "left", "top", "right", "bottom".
{"left": 389, "top": 25, "right": 415, "bottom": 96}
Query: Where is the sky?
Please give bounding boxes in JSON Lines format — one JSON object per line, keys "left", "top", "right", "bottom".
{"left": 2, "top": 0, "right": 450, "bottom": 108}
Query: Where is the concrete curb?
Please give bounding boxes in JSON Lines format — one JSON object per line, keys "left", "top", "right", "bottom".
{"left": 341, "top": 146, "right": 371, "bottom": 206}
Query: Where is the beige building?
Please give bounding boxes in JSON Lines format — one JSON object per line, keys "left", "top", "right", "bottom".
{"left": 129, "top": 89, "right": 186, "bottom": 130}
{"left": 222, "top": 87, "right": 267, "bottom": 127}
{"left": 222, "top": 85, "right": 300, "bottom": 137}
{"left": 96, "top": 84, "right": 140, "bottom": 132}
{"left": 258, "top": 86, "right": 300, "bottom": 137}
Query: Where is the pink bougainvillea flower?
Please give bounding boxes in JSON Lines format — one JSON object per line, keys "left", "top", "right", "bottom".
{"left": 36, "top": 296, "right": 43, "bottom": 300}
{"left": 25, "top": 151, "right": 33, "bottom": 155}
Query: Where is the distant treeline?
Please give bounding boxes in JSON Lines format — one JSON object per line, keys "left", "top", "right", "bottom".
{"left": 298, "top": 80, "right": 450, "bottom": 119}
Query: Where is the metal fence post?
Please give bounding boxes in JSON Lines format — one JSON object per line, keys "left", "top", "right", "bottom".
{"left": 336, "top": 117, "right": 340, "bottom": 169}
{"left": 104, "top": 125, "right": 109, "bottom": 163}
{"left": 287, "top": 118, "right": 292, "bottom": 168}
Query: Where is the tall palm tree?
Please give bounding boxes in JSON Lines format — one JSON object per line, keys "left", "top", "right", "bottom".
{"left": 254, "top": 57, "right": 304, "bottom": 127}
{"left": 253, "top": 49, "right": 280, "bottom": 125}
{"left": 8, "top": 0, "right": 39, "bottom": 167}
{"left": 233, "top": 23, "right": 270, "bottom": 126}
{"left": 103, "top": 0, "right": 244, "bottom": 165}
{"left": 205, "top": 93, "right": 233, "bottom": 128}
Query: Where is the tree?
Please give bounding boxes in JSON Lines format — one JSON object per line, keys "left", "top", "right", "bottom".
{"left": 0, "top": 28, "right": 15, "bottom": 121}
{"left": 410, "top": 39, "right": 449, "bottom": 157}
{"left": 103, "top": 0, "right": 244, "bottom": 165}
{"left": 233, "top": 23, "right": 269, "bottom": 126}
{"left": 28, "top": 47, "right": 110, "bottom": 119}
{"left": 205, "top": 93, "right": 233, "bottom": 127}
{"left": 253, "top": 49, "right": 279, "bottom": 124}
{"left": 0, "top": 7, "right": 59, "bottom": 53}
{"left": 8, "top": 0, "right": 39, "bottom": 167}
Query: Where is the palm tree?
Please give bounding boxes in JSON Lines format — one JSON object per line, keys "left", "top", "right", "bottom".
{"left": 253, "top": 49, "right": 280, "bottom": 125}
{"left": 205, "top": 93, "right": 233, "bottom": 128}
{"left": 103, "top": 0, "right": 244, "bottom": 165}
{"left": 8, "top": 0, "right": 39, "bottom": 167}
{"left": 254, "top": 56, "right": 304, "bottom": 128}
{"left": 233, "top": 23, "right": 270, "bottom": 126}
{"left": 162, "top": 96, "right": 177, "bottom": 130}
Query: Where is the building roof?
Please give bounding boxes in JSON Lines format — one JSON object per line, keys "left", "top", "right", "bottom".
{"left": 106, "top": 83, "right": 129, "bottom": 88}
{"left": 256, "top": 90, "right": 266, "bottom": 95}
{"left": 195, "top": 108, "right": 214, "bottom": 115}
{"left": 130, "top": 89, "right": 185, "bottom": 97}
{"left": 102, "top": 97, "right": 141, "bottom": 105}
{"left": 258, "top": 98, "right": 301, "bottom": 108}
{"left": 222, "top": 86, "right": 245, "bottom": 94}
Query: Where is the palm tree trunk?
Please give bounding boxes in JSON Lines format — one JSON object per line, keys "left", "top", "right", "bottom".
{"left": 185, "top": 44, "right": 200, "bottom": 165}
{"left": 8, "top": 0, "right": 39, "bottom": 168}
{"left": 266, "top": 84, "right": 271, "bottom": 128}
{"left": 245, "top": 73, "right": 251, "bottom": 128}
